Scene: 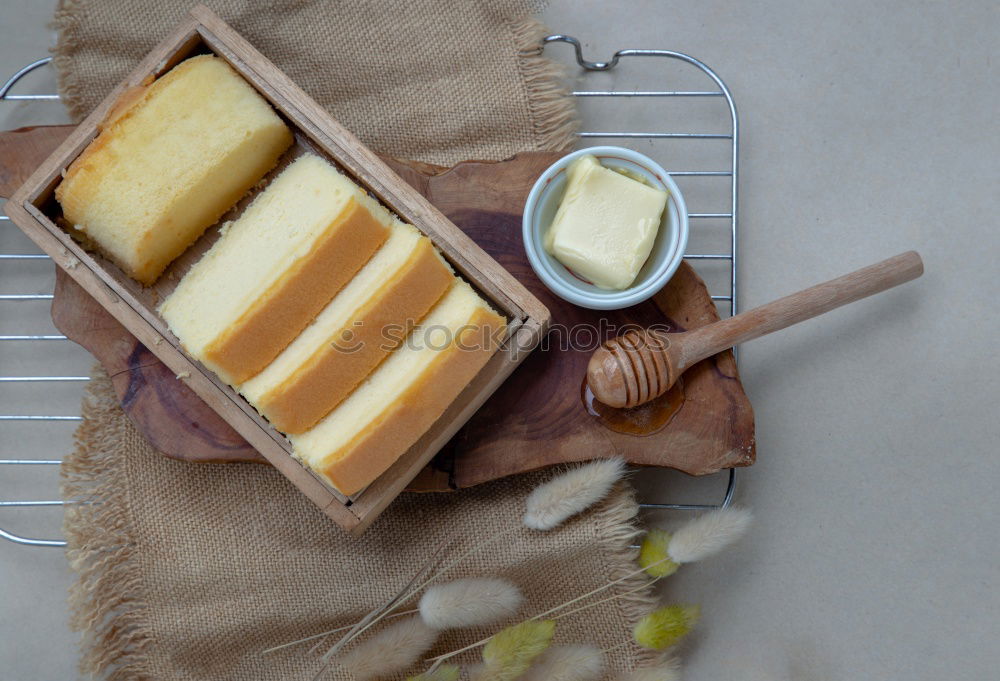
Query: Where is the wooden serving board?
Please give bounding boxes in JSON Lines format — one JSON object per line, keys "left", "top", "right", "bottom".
{"left": 1, "top": 125, "right": 755, "bottom": 492}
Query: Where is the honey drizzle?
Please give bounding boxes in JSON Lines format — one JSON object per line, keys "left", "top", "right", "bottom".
{"left": 581, "top": 377, "right": 685, "bottom": 436}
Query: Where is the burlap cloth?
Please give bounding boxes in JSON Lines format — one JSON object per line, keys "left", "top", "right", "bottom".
{"left": 51, "top": 0, "right": 578, "bottom": 165}
{"left": 53, "top": 2, "right": 660, "bottom": 679}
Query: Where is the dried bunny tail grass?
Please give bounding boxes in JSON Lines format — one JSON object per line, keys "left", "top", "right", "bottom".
{"left": 419, "top": 578, "right": 523, "bottom": 630}
{"left": 478, "top": 619, "right": 556, "bottom": 681}
{"left": 619, "top": 656, "right": 683, "bottom": 681}
{"left": 337, "top": 617, "right": 438, "bottom": 681}
{"left": 638, "top": 529, "right": 679, "bottom": 578}
{"left": 317, "top": 538, "right": 453, "bottom": 665}
{"left": 520, "top": 644, "right": 604, "bottom": 681}
{"left": 261, "top": 609, "right": 419, "bottom": 655}
{"left": 633, "top": 605, "right": 700, "bottom": 651}
{"left": 406, "top": 664, "right": 461, "bottom": 681}
{"left": 666, "top": 508, "right": 753, "bottom": 564}
{"left": 524, "top": 458, "right": 628, "bottom": 531}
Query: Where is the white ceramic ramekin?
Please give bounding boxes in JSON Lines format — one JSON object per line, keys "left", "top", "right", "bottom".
{"left": 522, "top": 146, "right": 689, "bottom": 310}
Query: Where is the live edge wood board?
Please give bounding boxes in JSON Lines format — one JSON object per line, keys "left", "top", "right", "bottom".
{"left": 2, "top": 125, "right": 756, "bottom": 497}
{"left": 2, "top": 6, "right": 550, "bottom": 534}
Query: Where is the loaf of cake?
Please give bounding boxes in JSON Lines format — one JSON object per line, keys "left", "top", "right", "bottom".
{"left": 159, "top": 153, "right": 392, "bottom": 386}
{"left": 241, "top": 220, "right": 453, "bottom": 433}
{"left": 289, "top": 280, "right": 506, "bottom": 495}
{"left": 55, "top": 55, "right": 293, "bottom": 284}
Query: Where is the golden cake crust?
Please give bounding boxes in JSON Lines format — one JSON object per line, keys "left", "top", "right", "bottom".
{"left": 254, "top": 237, "right": 453, "bottom": 433}
{"left": 55, "top": 55, "right": 293, "bottom": 285}
{"left": 320, "top": 305, "right": 505, "bottom": 495}
{"left": 204, "top": 198, "right": 390, "bottom": 385}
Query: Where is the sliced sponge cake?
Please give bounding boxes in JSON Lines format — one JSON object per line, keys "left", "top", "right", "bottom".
{"left": 159, "top": 153, "right": 392, "bottom": 386}
{"left": 56, "top": 55, "right": 293, "bottom": 284}
{"left": 241, "top": 220, "right": 453, "bottom": 434}
{"left": 290, "top": 280, "right": 506, "bottom": 495}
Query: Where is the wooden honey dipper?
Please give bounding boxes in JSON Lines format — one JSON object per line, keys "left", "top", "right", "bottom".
{"left": 587, "top": 251, "right": 924, "bottom": 409}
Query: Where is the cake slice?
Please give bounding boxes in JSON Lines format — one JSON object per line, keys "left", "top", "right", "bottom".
{"left": 241, "top": 220, "right": 454, "bottom": 434}
{"left": 159, "top": 153, "right": 392, "bottom": 385}
{"left": 290, "top": 280, "right": 506, "bottom": 495}
{"left": 55, "top": 55, "right": 293, "bottom": 284}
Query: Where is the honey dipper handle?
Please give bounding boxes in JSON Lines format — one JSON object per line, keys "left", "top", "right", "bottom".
{"left": 674, "top": 251, "right": 924, "bottom": 370}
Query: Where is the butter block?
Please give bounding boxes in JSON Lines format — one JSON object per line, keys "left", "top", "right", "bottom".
{"left": 290, "top": 280, "right": 505, "bottom": 495}
{"left": 545, "top": 154, "right": 668, "bottom": 290}
{"left": 240, "top": 220, "right": 454, "bottom": 434}
{"left": 159, "top": 153, "right": 392, "bottom": 385}
{"left": 56, "top": 55, "right": 293, "bottom": 284}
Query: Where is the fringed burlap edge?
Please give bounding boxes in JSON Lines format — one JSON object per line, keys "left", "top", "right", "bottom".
{"left": 587, "top": 479, "right": 673, "bottom": 670}
{"left": 62, "top": 365, "right": 153, "bottom": 680}
{"left": 509, "top": 15, "right": 580, "bottom": 153}
{"left": 50, "top": 0, "right": 88, "bottom": 122}
{"left": 50, "top": 4, "right": 580, "bottom": 153}
{"left": 61, "top": 367, "right": 660, "bottom": 678}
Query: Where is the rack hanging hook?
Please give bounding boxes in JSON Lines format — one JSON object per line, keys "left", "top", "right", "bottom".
{"left": 542, "top": 35, "right": 621, "bottom": 71}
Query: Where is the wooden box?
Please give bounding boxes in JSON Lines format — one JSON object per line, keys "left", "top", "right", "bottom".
{"left": 4, "top": 5, "right": 550, "bottom": 533}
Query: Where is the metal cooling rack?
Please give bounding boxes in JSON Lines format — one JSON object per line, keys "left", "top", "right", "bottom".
{"left": 0, "top": 37, "right": 739, "bottom": 549}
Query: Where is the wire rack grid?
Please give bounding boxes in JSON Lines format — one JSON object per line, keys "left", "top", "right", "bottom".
{"left": 0, "top": 37, "right": 740, "bottom": 549}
